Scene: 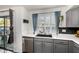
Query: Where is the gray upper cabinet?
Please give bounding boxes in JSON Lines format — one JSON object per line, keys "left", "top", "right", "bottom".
{"left": 66, "top": 8, "right": 79, "bottom": 27}
{"left": 54, "top": 39, "right": 69, "bottom": 53}
{"left": 66, "top": 10, "right": 72, "bottom": 27}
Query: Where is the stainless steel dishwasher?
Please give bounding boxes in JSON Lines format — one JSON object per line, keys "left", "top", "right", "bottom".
{"left": 22, "top": 36, "right": 33, "bottom": 53}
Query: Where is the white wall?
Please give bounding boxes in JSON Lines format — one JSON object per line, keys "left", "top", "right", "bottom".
{"left": 12, "top": 7, "right": 24, "bottom": 52}
{"left": 12, "top": 7, "right": 31, "bottom": 52}
{"left": 22, "top": 8, "right": 33, "bottom": 36}
{"left": 12, "top": 7, "right": 33, "bottom": 52}
{"left": 21, "top": 7, "right": 29, "bottom": 36}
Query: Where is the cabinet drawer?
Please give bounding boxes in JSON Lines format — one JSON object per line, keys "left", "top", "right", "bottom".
{"left": 34, "top": 38, "right": 44, "bottom": 41}
{"left": 54, "top": 39, "right": 68, "bottom": 45}
{"left": 34, "top": 38, "right": 53, "bottom": 43}
{"left": 44, "top": 39, "right": 53, "bottom": 43}
{"left": 24, "top": 37, "right": 33, "bottom": 40}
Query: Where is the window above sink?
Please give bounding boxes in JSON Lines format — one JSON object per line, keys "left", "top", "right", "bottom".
{"left": 36, "top": 12, "right": 57, "bottom": 35}
{"left": 32, "top": 11, "right": 60, "bottom": 35}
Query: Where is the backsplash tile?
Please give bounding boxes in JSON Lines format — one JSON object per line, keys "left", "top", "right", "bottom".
{"left": 59, "top": 27, "right": 79, "bottom": 34}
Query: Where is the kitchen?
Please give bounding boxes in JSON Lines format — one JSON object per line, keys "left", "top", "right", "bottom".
{"left": 22, "top": 5, "right": 79, "bottom": 53}
{"left": 0, "top": 5, "right": 79, "bottom": 53}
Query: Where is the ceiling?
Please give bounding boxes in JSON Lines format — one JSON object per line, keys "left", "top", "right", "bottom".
{"left": 0, "top": 5, "right": 65, "bottom": 10}
{"left": 23, "top": 5, "right": 65, "bottom": 10}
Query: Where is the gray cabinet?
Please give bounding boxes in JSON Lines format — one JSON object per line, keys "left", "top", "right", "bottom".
{"left": 66, "top": 8, "right": 79, "bottom": 27}
{"left": 54, "top": 44, "right": 68, "bottom": 53}
{"left": 22, "top": 37, "right": 79, "bottom": 53}
{"left": 22, "top": 37, "right": 33, "bottom": 53}
{"left": 74, "top": 47, "right": 79, "bottom": 53}
{"left": 54, "top": 39, "right": 69, "bottom": 53}
{"left": 34, "top": 38, "right": 53, "bottom": 53}
{"left": 43, "top": 41, "right": 53, "bottom": 53}
{"left": 66, "top": 10, "right": 72, "bottom": 27}
{"left": 68, "top": 41, "right": 74, "bottom": 53}
{"left": 34, "top": 40, "right": 43, "bottom": 53}
{"left": 73, "top": 42, "right": 79, "bottom": 53}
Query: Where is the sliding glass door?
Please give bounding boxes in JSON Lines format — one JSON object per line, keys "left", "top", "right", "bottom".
{"left": 0, "top": 16, "right": 13, "bottom": 53}
{"left": 0, "top": 17, "right": 5, "bottom": 53}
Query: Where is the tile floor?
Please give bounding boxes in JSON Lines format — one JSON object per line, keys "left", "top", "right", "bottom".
{"left": 0, "top": 49, "right": 13, "bottom": 53}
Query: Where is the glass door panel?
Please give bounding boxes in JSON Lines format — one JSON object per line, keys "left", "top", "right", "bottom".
{"left": 0, "top": 18, "right": 5, "bottom": 53}
{"left": 0, "top": 17, "right": 13, "bottom": 53}
{"left": 5, "top": 17, "right": 13, "bottom": 52}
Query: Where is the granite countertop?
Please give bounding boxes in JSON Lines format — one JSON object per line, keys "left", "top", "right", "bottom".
{"left": 22, "top": 34, "right": 79, "bottom": 44}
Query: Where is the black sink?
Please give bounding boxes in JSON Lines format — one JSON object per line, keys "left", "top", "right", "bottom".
{"left": 36, "top": 34, "right": 52, "bottom": 37}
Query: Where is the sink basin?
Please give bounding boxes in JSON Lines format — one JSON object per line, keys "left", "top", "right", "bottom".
{"left": 36, "top": 34, "right": 52, "bottom": 37}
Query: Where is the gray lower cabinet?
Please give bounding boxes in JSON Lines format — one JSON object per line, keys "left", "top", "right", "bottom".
{"left": 34, "top": 38, "right": 53, "bottom": 53}
{"left": 43, "top": 42, "right": 53, "bottom": 53}
{"left": 73, "top": 47, "right": 79, "bottom": 53}
{"left": 54, "top": 44, "right": 68, "bottom": 53}
{"left": 34, "top": 40, "right": 43, "bottom": 53}
{"left": 22, "top": 37, "right": 33, "bottom": 53}
{"left": 54, "top": 39, "right": 69, "bottom": 53}
{"left": 22, "top": 37, "right": 79, "bottom": 53}
{"left": 68, "top": 41, "right": 74, "bottom": 53}
{"left": 73, "top": 42, "right": 79, "bottom": 53}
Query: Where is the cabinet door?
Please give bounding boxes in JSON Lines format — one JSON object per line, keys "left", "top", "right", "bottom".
{"left": 71, "top": 8, "right": 79, "bottom": 27}
{"left": 66, "top": 8, "right": 79, "bottom": 27}
{"left": 43, "top": 42, "right": 53, "bottom": 53}
{"left": 34, "top": 40, "right": 43, "bottom": 53}
{"left": 73, "top": 47, "right": 79, "bottom": 53}
{"left": 22, "top": 38, "right": 33, "bottom": 53}
{"left": 54, "top": 44, "right": 68, "bottom": 53}
{"left": 68, "top": 41, "right": 74, "bottom": 53}
{"left": 73, "top": 42, "right": 79, "bottom": 53}
{"left": 66, "top": 10, "right": 72, "bottom": 27}
{"left": 25, "top": 39, "right": 33, "bottom": 53}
